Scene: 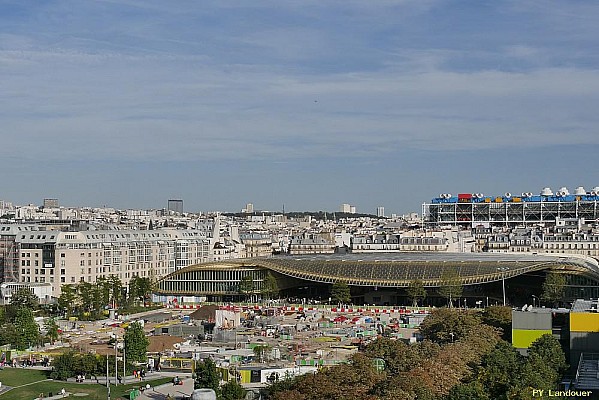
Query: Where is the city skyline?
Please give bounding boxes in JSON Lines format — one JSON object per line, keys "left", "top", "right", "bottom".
{"left": 2, "top": 1, "right": 599, "bottom": 214}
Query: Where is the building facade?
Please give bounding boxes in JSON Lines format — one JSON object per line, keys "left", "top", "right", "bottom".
{"left": 15, "top": 228, "right": 213, "bottom": 297}
{"left": 424, "top": 187, "right": 599, "bottom": 227}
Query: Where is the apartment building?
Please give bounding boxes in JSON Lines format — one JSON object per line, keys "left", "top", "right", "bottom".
{"left": 351, "top": 235, "right": 401, "bottom": 252}
{"left": 288, "top": 234, "right": 336, "bottom": 255}
{"left": 240, "top": 232, "right": 273, "bottom": 258}
{"left": 15, "top": 228, "right": 213, "bottom": 297}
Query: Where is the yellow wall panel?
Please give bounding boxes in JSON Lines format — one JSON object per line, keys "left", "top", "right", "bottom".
{"left": 240, "top": 370, "right": 251, "bottom": 384}
{"left": 512, "top": 329, "right": 552, "bottom": 349}
{"left": 571, "top": 313, "right": 599, "bottom": 332}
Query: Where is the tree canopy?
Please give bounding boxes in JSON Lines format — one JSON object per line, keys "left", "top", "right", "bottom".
{"left": 10, "top": 288, "right": 39, "bottom": 310}
{"left": 438, "top": 269, "right": 463, "bottom": 307}
{"left": 261, "top": 272, "right": 279, "bottom": 300}
{"left": 541, "top": 272, "right": 566, "bottom": 306}
{"left": 194, "top": 358, "right": 220, "bottom": 393}
{"left": 238, "top": 275, "right": 255, "bottom": 301}
{"left": 124, "top": 321, "right": 149, "bottom": 363}
{"left": 14, "top": 306, "right": 40, "bottom": 350}
{"left": 262, "top": 309, "right": 565, "bottom": 400}
{"left": 331, "top": 281, "right": 351, "bottom": 304}
{"left": 405, "top": 279, "right": 427, "bottom": 307}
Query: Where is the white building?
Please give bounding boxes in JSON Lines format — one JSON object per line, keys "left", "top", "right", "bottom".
{"left": 15, "top": 228, "right": 218, "bottom": 297}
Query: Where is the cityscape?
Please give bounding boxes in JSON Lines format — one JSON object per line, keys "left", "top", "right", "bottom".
{"left": 1, "top": 187, "right": 599, "bottom": 399}
{"left": 3, "top": 1, "right": 599, "bottom": 399}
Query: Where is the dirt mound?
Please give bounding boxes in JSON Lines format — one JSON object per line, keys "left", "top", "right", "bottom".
{"left": 148, "top": 335, "right": 185, "bottom": 353}
{"left": 189, "top": 305, "right": 219, "bottom": 321}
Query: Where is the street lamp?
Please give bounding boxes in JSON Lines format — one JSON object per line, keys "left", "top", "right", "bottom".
{"left": 497, "top": 267, "right": 510, "bottom": 306}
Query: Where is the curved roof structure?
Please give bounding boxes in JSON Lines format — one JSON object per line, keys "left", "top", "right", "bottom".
{"left": 156, "top": 253, "right": 599, "bottom": 294}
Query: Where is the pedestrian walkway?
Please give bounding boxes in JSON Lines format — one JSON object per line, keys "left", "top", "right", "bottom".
{"left": 135, "top": 377, "right": 194, "bottom": 400}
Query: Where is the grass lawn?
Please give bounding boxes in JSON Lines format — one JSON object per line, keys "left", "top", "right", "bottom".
{"left": 0, "top": 368, "right": 49, "bottom": 386}
{"left": 0, "top": 369, "right": 171, "bottom": 400}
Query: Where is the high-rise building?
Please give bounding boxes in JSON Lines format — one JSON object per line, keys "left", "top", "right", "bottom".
{"left": 243, "top": 203, "right": 254, "bottom": 213}
{"left": 43, "top": 199, "right": 59, "bottom": 208}
{"left": 340, "top": 204, "right": 351, "bottom": 213}
{"left": 377, "top": 206, "right": 385, "bottom": 217}
{"left": 168, "top": 199, "right": 184, "bottom": 214}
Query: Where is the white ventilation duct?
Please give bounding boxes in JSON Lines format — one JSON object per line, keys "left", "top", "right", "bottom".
{"left": 541, "top": 187, "right": 553, "bottom": 196}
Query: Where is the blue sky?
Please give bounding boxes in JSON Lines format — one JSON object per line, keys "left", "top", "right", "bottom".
{"left": 2, "top": 0, "right": 599, "bottom": 214}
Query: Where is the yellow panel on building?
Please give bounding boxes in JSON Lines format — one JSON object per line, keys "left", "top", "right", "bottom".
{"left": 570, "top": 313, "right": 599, "bottom": 332}
{"left": 239, "top": 370, "right": 252, "bottom": 384}
{"left": 512, "top": 329, "right": 552, "bottom": 349}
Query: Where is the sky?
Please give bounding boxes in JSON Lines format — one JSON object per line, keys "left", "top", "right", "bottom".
{"left": 2, "top": 0, "right": 599, "bottom": 215}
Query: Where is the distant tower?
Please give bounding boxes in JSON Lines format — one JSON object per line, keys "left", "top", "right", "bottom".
{"left": 340, "top": 203, "right": 351, "bottom": 213}
{"left": 244, "top": 203, "right": 254, "bottom": 213}
{"left": 168, "top": 199, "right": 184, "bottom": 214}
{"left": 377, "top": 206, "right": 385, "bottom": 217}
{"left": 43, "top": 198, "right": 59, "bottom": 208}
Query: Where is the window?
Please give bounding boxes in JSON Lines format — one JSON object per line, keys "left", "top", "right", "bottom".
{"left": 71, "top": 277, "right": 75, "bottom": 283}
{"left": 60, "top": 269, "right": 65, "bottom": 275}
{"left": 61, "top": 277, "right": 65, "bottom": 283}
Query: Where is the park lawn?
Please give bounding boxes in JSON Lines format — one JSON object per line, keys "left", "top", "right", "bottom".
{"left": 0, "top": 375, "right": 172, "bottom": 400}
{"left": 0, "top": 368, "right": 50, "bottom": 386}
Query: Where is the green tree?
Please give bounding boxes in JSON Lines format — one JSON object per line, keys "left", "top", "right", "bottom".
{"left": 10, "top": 287, "right": 39, "bottom": 310}
{"left": 541, "top": 272, "right": 566, "bottom": 307}
{"left": 253, "top": 345, "right": 272, "bottom": 363}
{"left": 14, "top": 307, "right": 40, "bottom": 350}
{"left": 406, "top": 279, "right": 427, "bottom": 307}
{"left": 0, "top": 323, "right": 19, "bottom": 347}
{"left": 95, "top": 277, "right": 111, "bottom": 306}
{"left": 438, "top": 269, "right": 463, "bottom": 307}
{"left": 50, "top": 351, "right": 76, "bottom": 380}
{"left": 261, "top": 272, "right": 279, "bottom": 300}
{"left": 128, "top": 276, "right": 154, "bottom": 306}
{"left": 44, "top": 318, "right": 60, "bottom": 344}
{"left": 447, "top": 381, "right": 490, "bottom": 400}
{"left": 481, "top": 305, "right": 512, "bottom": 341}
{"left": 477, "top": 341, "right": 522, "bottom": 400}
{"left": 107, "top": 275, "right": 123, "bottom": 308}
{"left": 331, "top": 281, "right": 351, "bottom": 304}
{"left": 77, "top": 353, "right": 101, "bottom": 377}
{"left": 238, "top": 275, "right": 255, "bottom": 301}
{"left": 194, "top": 358, "right": 220, "bottom": 392}
{"left": 418, "top": 308, "right": 480, "bottom": 344}
{"left": 528, "top": 334, "right": 567, "bottom": 375}
{"left": 365, "top": 337, "right": 440, "bottom": 375}
{"left": 124, "top": 321, "right": 149, "bottom": 363}
{"left": 58, "top": 284, "right": 78, "bottom": 317}
{"left": 221, "top": 379, "right": 246, "bottom": 400}
{"left": 78, "top": 281, "right": 95, "bottom": 316}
